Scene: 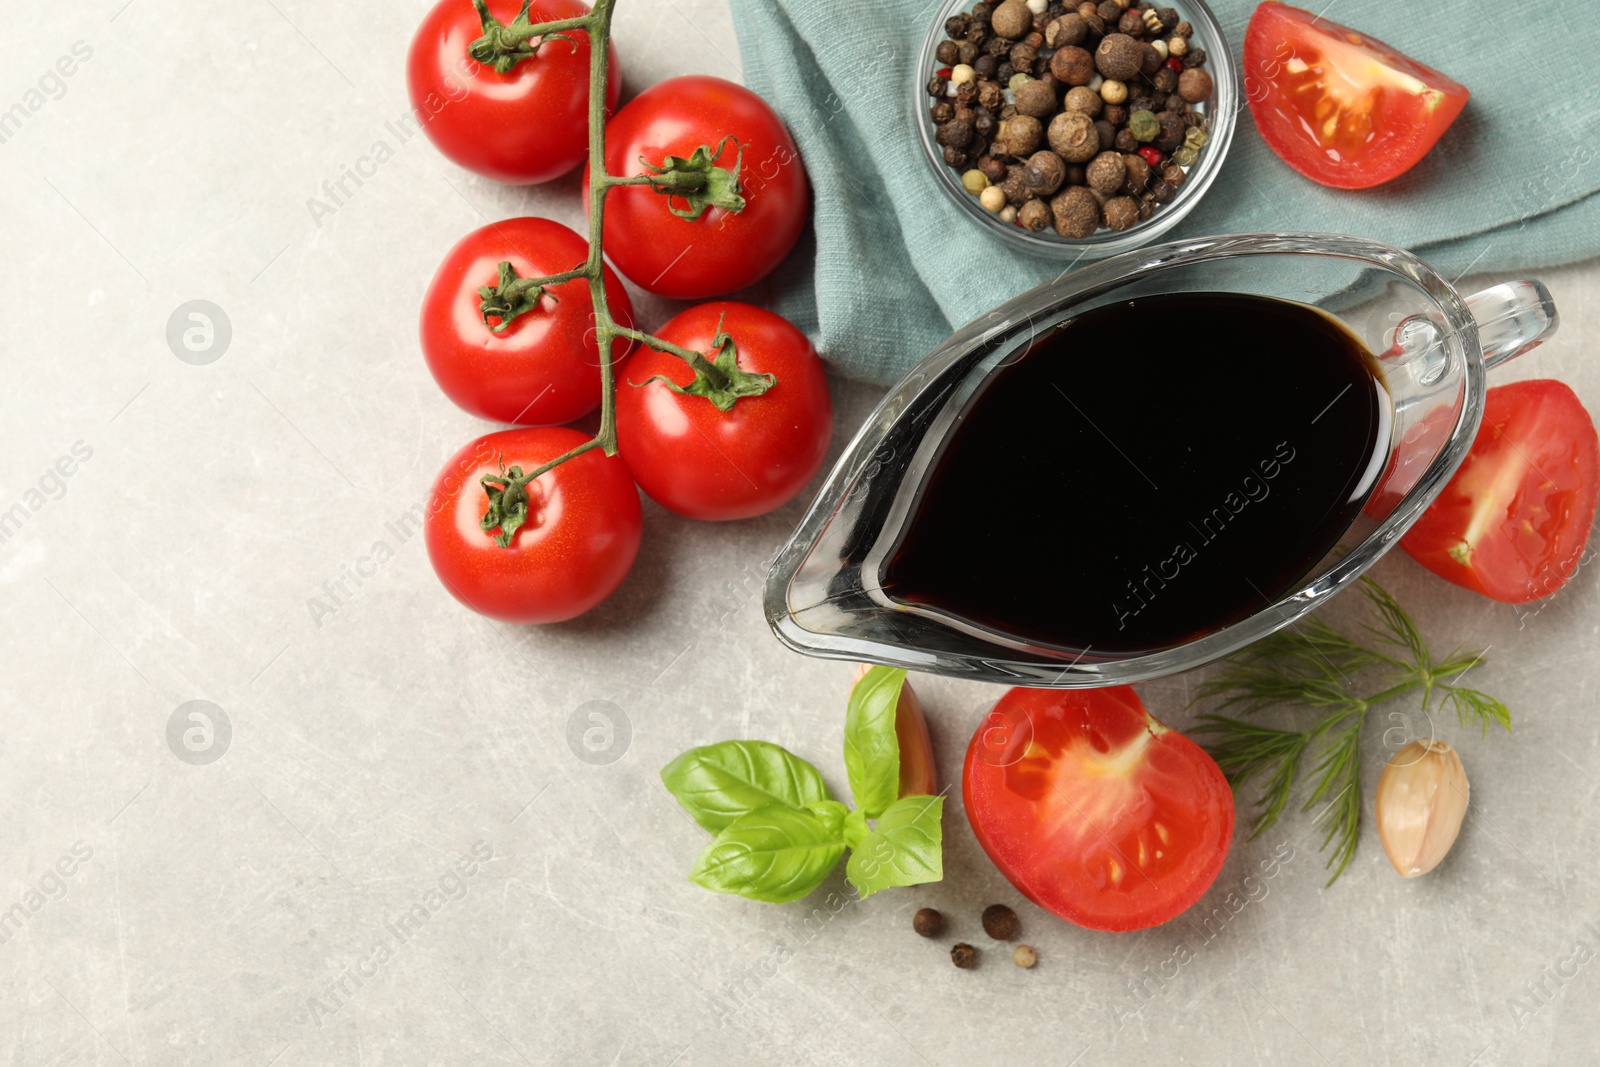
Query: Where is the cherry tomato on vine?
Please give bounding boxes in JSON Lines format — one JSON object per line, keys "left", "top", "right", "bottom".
{"left": 963, "top": 686, "right": 1234, "bottom": 932}
{"left": 1243, "top": 2, "right": 1469, "bottom": 189}
{"left": 1401, "top": 380, "right": 1600, "bottom": 603}
{"left": 585, "top": 75, "right": 808, "bottom": 299}
{"left": 407, "top": 0, "right": 620, "bottom": 185}
{"left": 425, "top": 427, "right": 641, "bottom": 623}
{"left": 615, "top": 302, "right": 831, "bottom": 521}
{"left": 420, "top": 217, "right": 634, "bottom": 426}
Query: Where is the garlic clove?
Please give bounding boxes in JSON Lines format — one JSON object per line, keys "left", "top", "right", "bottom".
{"left": 1374, "top": 740, "right": 1469, "bottom": 878}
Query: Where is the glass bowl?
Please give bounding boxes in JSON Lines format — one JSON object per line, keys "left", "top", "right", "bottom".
{"left": 914, "top": 0, "right": 1238, "bottom": 259}
{"left": 763, "top": 233, "right": 1559, "bottom": 687}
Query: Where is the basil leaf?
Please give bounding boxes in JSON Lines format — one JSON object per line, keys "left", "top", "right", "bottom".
{"left": 805, "top": 799, "right": 850, "bottom": 840}
{"left": 661, "top": 740, "right": 831, "bottom": 833}
{"left": 688, "top": 806, "right": 846, "bottom": 904}
{"left": 845, "top": 794, "right": 945, "bottom": 900}
{"left": 843, "top": 666, "right": 906, "bottom": 818}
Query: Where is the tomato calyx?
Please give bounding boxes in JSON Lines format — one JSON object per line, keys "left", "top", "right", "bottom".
{"left": 478, "top": 458, "right": 541, "bottom": 546}
{"left": 632, "top": 316, "right": 776, "bottom": 412}
{"left": 467, "top": 0, "right": 581, "bottom": 74}
{"left": 476, "top": 260, "right": 578, "bottom": 332}
{"left": 631, "top": 136, "right": 747, "bottom": 220}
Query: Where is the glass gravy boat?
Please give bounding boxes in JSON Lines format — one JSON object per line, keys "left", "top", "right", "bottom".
{"left": 764, "top": 233, "right": 1559, "bottom": 687}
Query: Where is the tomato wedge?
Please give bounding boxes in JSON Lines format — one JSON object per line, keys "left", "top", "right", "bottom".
{"left": 1243, "top": 2, "right": 1469, "bottom": 188}
{"left": 963, "top": 686, "right": 1233, "bottom": 932}
{"left": 1401, "top": 380, "right": 1600, "bottom": 603}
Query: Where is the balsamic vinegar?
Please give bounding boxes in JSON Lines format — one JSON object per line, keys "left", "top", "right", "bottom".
{"left": 882, "top": 292, "right": 1389, "bottom": 654}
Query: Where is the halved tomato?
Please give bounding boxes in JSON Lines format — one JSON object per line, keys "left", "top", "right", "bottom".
{"left": 963, "top": 686, "right": 1234, "bottom": 932}
{"left": 1401, "top": 380, "right": 1600, "bottom": 603}
{"left": 1243, "top": 2, "right": 1469, "bottom": 189}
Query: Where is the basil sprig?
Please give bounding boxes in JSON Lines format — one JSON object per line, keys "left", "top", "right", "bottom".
{"left": 662, "top": 667, "right": 944, "bottom": 902}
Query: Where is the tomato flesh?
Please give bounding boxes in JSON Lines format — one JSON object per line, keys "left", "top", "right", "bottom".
{"left": 963, "top": 686, "right": 1233, "bottom": 932}
{"left": 1401, "top": 380, "right": 1600, "bottom": 603}
{"left": 1244, "top": 2, "right": 1469, "bottom": 188}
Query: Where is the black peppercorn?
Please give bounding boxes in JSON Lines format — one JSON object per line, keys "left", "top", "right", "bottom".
{"left": 1117, "top": 8, "right": 1145, "bottom": 35}
{"left": 927, "top": 74, "right": 947, "bottom": 97}
{"left": 981, "top": 157, "right": 1009, "bottom": 183}
{"left": 1150, "top": 177, "right": 1176, "bottom": 202}
{"left": 930, "top": 100, "right": 954, "bottom": 123}
{"left": 951, "top": 943, "right": 979, "bottom": 969}
{"left": 1152, "top": 66, "right": 1178, "bottom": 94}
{"left": 1114, "top": 126, "right": 1139, "bottom": 152}
{"left": 974, "top": 108, "right": 997, "bottom": 135}
{"left": 936, "top": 40, "right": 960, "bottom": 65}
{"left": 958, "top": 40, "right": 980, "bottom": 64}
{"left": 1186, "top": 47, "right": 1206, "bottom": 67}
{"left": 996, "top": 61, "right": 1016, "bottom": 82}
{"left": 1102, "top": 103, "right": 1128, "bottom": 126}
{"left": 937, "top": 118, "right": 975, "bottom": 148}
{"left": 1154, "top": 110, "right": 1186, "bottom": 152}
{"left": 967, "top": 22, "right": 989, "bottom": 44}
{"left": 1094, "top": 118, "right": 1116, "bottom": 151}
{"left": 1096, "top": 0, "right": 1120, "bottom": 21}
{"left": 1138, "top": 195, "right": 1155, "bottom": 219}
{"left": 945, "top": 13, "right": 972, "bottom": 37}
{"left": 943, "top": 145, "right": 969, "bottom": 167}
{"left": 985, "top": 33, "right": 1012, "bottom": 57}
{"left": 982, "top": 904, "right": 1021, "bottom": 941}
{"left": 978, "top": 80, "right": 1005, "bottom": 110}
{"left": 1024, "top": 29, "right": 1044, "bottom": 47}
{"left": 971, "top": 2, "right": 993, "bottom": 24}
{"left": 913, "top": 907, "right": 945, "bottom": 938}
{"left": 1010, "top": 42, "right": 1039, "bottom": 68}
{"left": 1139, "top": 41, "right": 1163, "bottom": 76}
{"left": 1048, "top": 1, "right": 1067, "bottom": 16}
{"left": 1082, "top": 13, "right": 1106, "bottom": 36}
{"left": 1162, "top": 162, "right": 1186, "bottom": 186}
{"left": 1127, "top": 91, "right": 1156, "bottom": 114}
{"left": 1165, "top": 92, "right": 1187, "bottom": 114}
{"left": 955, "top": 80, "right": 979, "bottom": 105}
{"left": 974, "top": 53, "right": 998, "bottom": 78}
{"left": 1156, "top": 6, "right": 1179, "bottom": 29}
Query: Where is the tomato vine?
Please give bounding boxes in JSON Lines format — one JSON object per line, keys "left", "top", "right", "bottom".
{"left": 462, "top": 0, "right": 775, "bottom": 514}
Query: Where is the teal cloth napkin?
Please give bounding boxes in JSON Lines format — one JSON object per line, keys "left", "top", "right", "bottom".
{"left": 730, "top": 0, "right": 1600, "bottom": 383}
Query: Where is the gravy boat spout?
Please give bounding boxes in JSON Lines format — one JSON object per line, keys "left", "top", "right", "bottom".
{"left": 763, "top": 233, "right": 1559, "bottom": 688}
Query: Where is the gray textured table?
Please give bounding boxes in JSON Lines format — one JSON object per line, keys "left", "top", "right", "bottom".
{"left": 3, "top": 2, "right": 1599, "bottom": 1064}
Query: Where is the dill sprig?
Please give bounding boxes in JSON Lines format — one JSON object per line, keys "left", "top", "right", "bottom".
{"left": 1193, "top": 578, "right": 1510, "bottom": 884}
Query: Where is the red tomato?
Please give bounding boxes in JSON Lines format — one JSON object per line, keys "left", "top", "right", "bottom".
{"left": 406, "top": 0, "right": 620, "bottom": 184}
{"left": 1243, "top": 2, "right": 1469, "bottom": 189}
{"left": 420, "top": 217, "right": 634, "bottom": 426}
{"left": 425, "top": 427, "right": 641, "bottom": 623}
{"left": 586, "top": 75, "right": 808, "bottom": 299}
{"left": 963, "top": 686, "right": 1234, "bottom": 932}
{"left": 1401, "top": 380, "right": 1600, "bottom": 603}
{"left": 615, "top": 303, "right": 831, "bottom": 521}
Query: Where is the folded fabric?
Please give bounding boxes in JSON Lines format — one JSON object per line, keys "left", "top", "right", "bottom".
{"left": 731, "top": 0, "right": 1600, "bottom": 383}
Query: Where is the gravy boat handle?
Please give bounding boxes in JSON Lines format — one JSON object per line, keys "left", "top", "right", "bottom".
{"left": 1468, "top": 279, "right": 1559, "bottom": 370}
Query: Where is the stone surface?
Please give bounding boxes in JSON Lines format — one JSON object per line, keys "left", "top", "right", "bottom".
{"left": 2, "top": 2, "right": 1599, "bottom": 1065}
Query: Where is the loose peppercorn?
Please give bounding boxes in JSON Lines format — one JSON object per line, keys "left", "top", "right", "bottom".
{"left": 1168, "top": 32, "right": 1188, "bottom": 57}
{"left": 1064, "top": 162, "right": 1086, "bottom": 185}
{"left": 1047, "top": 109, "right": 1100, "bottom": 162}
{"left": 931, "top": 101, "right": 954, "bottom": 123}
{"left": 1102, "top": 102, "right": 1128, "bottom": 125}
{"left": 1173, "top": 18, "right": 1192, "bottom": 36}
{"left": 1017, "top": 197, "right": 1051, "bottom": 231}
{"left": 926, "top": 74, "right": 947, "bottom": 97}
{"left": 1050, "top": 45, "right": 1095, "bottom": 85}
{"left": 951, "top": 943, "right": 979, "bottom": 969}
{"left": 1094, "top": 118, "right": 1117, "bottom": 151}
{"left": 1013, "top": 944, "right": 1039, "bottom": 968}
{"left": 1127, "top": 91, "right": 1156, "bottom": 113}
{"left": 1186, "top": 46, "right": 1206, "bottom": 66}
{"left": 1149, "top": 177, "right": 1176, "bottom": 202}
{"left": 914, "top": 907, "right": 946, "bottom": 937}
{"left": 982, "top": 904, "right": 1021, "bottom": 940}
{"left": 974, "top": 53, "right": 999, "bottom": 78}
{"left": 1104, "top": 195, "right": 1139, "bottom": 230}
{"left": 946, "top": 13, "right": 972, "bottom": 37}
{"left": 1024, "top": 29, "right": 1045, "bottom": 47}
{"left": 1010, "top": 42, "right": 1039, "bottom": 68}
{"left": 1137, "top": 144, "right": 1165, "bottom": 168}
{"left": 979, "top": 184, "right": 1007, "bottom": 212}
{"left": 1127, "top": 109, "right": 1159, "bottom": 142}
{"left": 1081, "top": 11, "right": 1106, "bottom": 35}
{"left": 1014, "top": 79, "right": 1057, "bottom": 117}
{"left": 1100, "top": 78, "right": 1128, "bottom": 105}
{"left": 1152, "top": 66, "right": 1178, "bottom": 94}
{"left": 1075, "top": 0, "right": 1097, "bottom": 16}
{"left": 996, "top": 61, "right": 1016, "bottom": 82}
{"left": 966, "top": 21, "right": 988, "bottom": 44}
{"left": 1165, "top": 92, "right": 1187, "bottom": 114}
{"left": 999, "top": 162, "right": 1034, "bottom": 203}
{"left": 1086, "top": 150, "right": 1125, "bottom": 194}
{"left": 1162, "top": 162, "right": 1186, "bottom": 186}
{"left": 1178, "top": 67, "right": 1213, "bottom": 103}
{"left": 972, "top": 1, "right": 993, "bottom": 23}
{"left": 1022, "top": 148, "right": 1067, "bottom": 193}
{"left": 955, "top": 81, "right": 979, "bottom": 105}
{"left": 1045, "top": 13, "right": 1087, "bottom": 47}
{"left": 1138, "top": 194, "right": 1155, "bottom": 219}
{"left": 981, "top": 156, "right": 1008, "bottom": 182}
{"left": 1094, "top": 34, "right": 1143, "bottom": 80}
{"left": 1149, "top": 37, "right": 1168, "bottom": 61}
{"left": 1116, "top": 7, "right": 1144, "bottom": 35}
{"left": 1051, "top": 185, "right": 1101, "bottom": 236}
{"left": 937, "top": 39, "right": 960, "bottom": 65}
{"left": 978, "top": 80, "right": 1005, "bottom": 110}
{"left": 984, "top": 33, "right": 1012, "bottom": 57}
{"left": 958, "top": 40, "right": 981, "bottom": 64}
{"left": 943, "top": 146, "right": 968, "bottom": 167}
{"left": 998, "top": 114, "right": 1043, "bottom": 156}
{"left": 974, "top": 109, "right": 997, "bottom": 135}
{"left": 1096, "top": 0, "right": 1121, "bottom": 21}
{"left": 1114, "top": 126, "right": 1140, "bottom": 153}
